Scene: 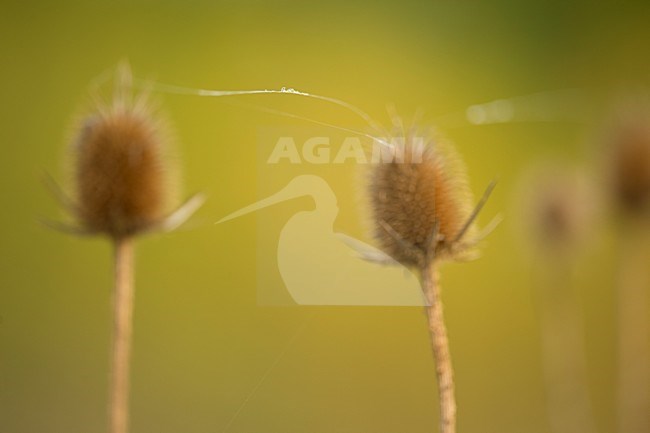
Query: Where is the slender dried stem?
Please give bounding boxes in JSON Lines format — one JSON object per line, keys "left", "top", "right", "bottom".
{"left": 535, "top": 261, "right": 596, "bottom": 433}
{"left": 421, "top": 263, "right": 456, "bottom": 433}
{"left": 617, "top": 230, "right": 650, "bottom": 433}
{"left": 110, "top": 237, "right": 135, "bottom": 433}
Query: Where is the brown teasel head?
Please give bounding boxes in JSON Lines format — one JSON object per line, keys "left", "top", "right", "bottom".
{"left": 607, "top": 110, "right": 650, "bottom": 216}
{"left": 523, "top": 167, "right": 594, "bottom": 255}
{"left": 368, "top": 133, "right": 478, "bottom": 268}
{"left": 71, "top": 64, "right": 172, "bottom": 239}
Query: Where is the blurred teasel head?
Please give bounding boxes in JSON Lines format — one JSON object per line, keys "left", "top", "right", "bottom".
{"left": 521, "top": 166, "right": 594, "bottom": 256}
{"left": 368, "top": 131, "right": 494, "bottom": 269}
{"left": 47, "top": 62, "right": 203, "bottom": 239}
{"left": 605, "top": 102, "right": 650, "bottom": 217}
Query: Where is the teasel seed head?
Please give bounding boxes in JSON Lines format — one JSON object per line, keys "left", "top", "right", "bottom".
{"left": 72, "top": 64, "right": 170, "bottom": 238}
{"left": 368, "top": 132, "right": 489, "bottom": 269}
{"left": 522, "top": 166, "right": 594, "bottom": 256}
{"left": 606, "top": 104, "right": 650, "bottom": 217}
{"left": 47, "top": 62, "right": 204, "bottom": 239}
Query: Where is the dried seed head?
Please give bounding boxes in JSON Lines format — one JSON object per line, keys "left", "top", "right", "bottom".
{"left": 607, "top": 109, "right": 650, "bottom": 216}
{"left": 72, "top": 64, "right": 171, "bottom": 238}
{"left": 368, "top": 133, "right": 475, "bottom": 268}
{"left": 522, "top": 167, "right": 593, "bottom": 255}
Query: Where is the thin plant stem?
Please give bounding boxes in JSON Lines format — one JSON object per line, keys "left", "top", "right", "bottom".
{"left": 421, "top": 263, "right": 456, "bottom": 433}
{"left": 534, "top": 260, "right": 596, "bottom": 433}
{"left": 110, "top": 237, "right": 135, "bottom": 433}
{"left": 617, "top": 228, "right": 650, "bottom": 433}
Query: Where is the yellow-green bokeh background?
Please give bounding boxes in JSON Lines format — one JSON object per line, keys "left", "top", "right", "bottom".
{"left": 2, "top": 1, "right": 650, "bottom": 432}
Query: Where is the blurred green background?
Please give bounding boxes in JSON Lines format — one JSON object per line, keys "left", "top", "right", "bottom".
{"left": 2, "top": 1, "right": 650, "bottom": 432}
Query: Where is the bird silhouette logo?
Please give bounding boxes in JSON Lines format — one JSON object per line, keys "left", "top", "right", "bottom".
{"left": 218, "top": 174, "right": 425, "bottom": 306}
